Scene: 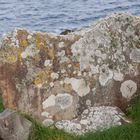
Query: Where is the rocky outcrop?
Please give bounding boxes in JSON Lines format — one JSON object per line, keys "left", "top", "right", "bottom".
{"left": 0, "top": 109, "right": 32, "bottom": 140}
{"left": 0, "top": 13, "right": 139, "bottom": 134}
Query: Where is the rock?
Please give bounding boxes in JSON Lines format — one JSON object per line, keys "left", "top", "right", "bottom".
{"left": 0, "top": 109, "right": 32, "bottom": 140}
{"left": 60, "top": 29, "right": 75, "bottom": 35}
{"left": 56, "top": 106, "right": 130, "bottom": 134}
{"left": 0, "top": 13, "right": 139, "bottom": 134}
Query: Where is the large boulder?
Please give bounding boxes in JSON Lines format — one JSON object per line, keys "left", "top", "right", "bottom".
{"left": 0, "top": 109, "right": 32, "bottom": 140}
{"left": 0, "top": 13, "right": 139, "bottom": 134}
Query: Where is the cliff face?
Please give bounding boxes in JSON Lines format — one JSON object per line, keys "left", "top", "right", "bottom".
{"left": 0, "top": 13, "right": 140, "bottom": 134}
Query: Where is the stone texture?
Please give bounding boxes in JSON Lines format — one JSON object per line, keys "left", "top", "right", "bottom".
{"left": 0, "top": 109, "right": 32, "bottom": 140}
{"left": 0, "top": 13, "right": 139, "bottom": 134}
{"left": 56, "top": 106, "right": 130, "bottom": 134}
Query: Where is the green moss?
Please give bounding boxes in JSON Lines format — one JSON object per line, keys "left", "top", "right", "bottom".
{"left": 0, "top": 95, "right": 4, "bottom": 113}
{"left": 24, "top": 95, "right": 140, "bottom": 140}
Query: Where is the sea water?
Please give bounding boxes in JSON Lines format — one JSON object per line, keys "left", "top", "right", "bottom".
{"left": 0, "top": 0, "right": 140, "bottom": 35}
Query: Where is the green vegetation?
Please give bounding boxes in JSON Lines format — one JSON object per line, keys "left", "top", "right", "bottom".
{"left": 0, "top": 95, "right": 4, "bottom": 113}
{"left": 0, "top": 95, "right": 140, "bottom": 140}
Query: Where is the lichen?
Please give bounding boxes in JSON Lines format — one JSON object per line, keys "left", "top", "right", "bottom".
{"left": 55, "top": 106, "right": 127, "bottom": 134}
{"left": 120, "top": 80, "right": 137, "bottom": 99}
{"left": 42, "top": 95, "right": 56, "bottom": 109}
{"left": 130, "top": 48, "right": 140, "bottom": 63}
{"left": 99, "top": 64, "right": 113, "bottom": 86}
{"left": 35, "top": 32, "right": 46, "bottom": 49}
{"left": 21, "top": 44, "right": 39, "bottom": 59}
{"left": 51, "top": 72, "right": 59, "bottom": 80}
{"left": 64, "top": 78, "right": 90, "bottom": 97}
{"left": 34, "top": 70, "right": 51, "bottom": 86}
{"left": 42, "top": 93, "right": 73, "bottom": 110}
{"left": 17, "top": 29, "right": 29, "bottom": 48}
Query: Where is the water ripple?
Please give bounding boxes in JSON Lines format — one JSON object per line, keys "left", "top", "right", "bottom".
{"left": 0, "top": 0, "right": 140, "bottom": 35}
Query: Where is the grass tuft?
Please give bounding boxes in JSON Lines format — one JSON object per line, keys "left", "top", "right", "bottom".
{"left": 22, "top": 114, "right": 74, "bottom": 140}
{"left": 0, "top": 95, "right": 4, "bottom": 113}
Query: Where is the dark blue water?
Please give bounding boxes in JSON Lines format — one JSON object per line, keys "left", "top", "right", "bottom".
{"left": 0, "top": 0, "right": 140, "bottom": 35}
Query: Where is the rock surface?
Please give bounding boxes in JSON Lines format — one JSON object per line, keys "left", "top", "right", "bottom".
{"left": 0, "top": 13, "right": 139, "bottom": 134}
{"left": 56, "top": 106, "right": 129, "bottom": 134}
{"left": 0, "top": 109, "right": 32, "bottom": 140}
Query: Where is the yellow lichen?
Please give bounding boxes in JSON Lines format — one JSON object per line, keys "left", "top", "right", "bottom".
{"left": 35, "top": 33, "right": 46, "bottom": 49}
{"left": 7, "top": 55, "right": 17, "bottom": 63}
{"left": 34, "top": 70, "right": 51, "bottom": 86}
{"left": 18, "top": 50, "right": 24, "bottom": 60}
{"left": 0, "top": 52, "right": 17, "bottom": 64}
{"left": 34, "top": 78, "right": 43, "bottom": 86}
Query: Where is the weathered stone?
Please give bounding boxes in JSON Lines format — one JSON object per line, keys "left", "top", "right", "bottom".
{"left": 0, "top": 109, "right": 32, "bottom": 140}
{"left": 56, "top": 106, "right": 130, "bottom": 134}
{"left": 0, "top": 13, "right": 139, "bottom": 134}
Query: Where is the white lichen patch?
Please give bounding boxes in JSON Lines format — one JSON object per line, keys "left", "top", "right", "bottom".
{"left": 128, "top": 64, "right": 139, "bottom": 76}
{"left": 55, "top": 94, "right": 73, "bottom": 109}
{"left": 42, "top": 93, "right": 73, "bottom": 110}
{"left": 60, "top": 57, "right": 70, "bottom": 63}
{"left": 51, "top": 72, "right": 59, "bottom": 80}
{"left": 95, "top": 50, "right": 107, "bottom": 60}
{"left": 86, "top": 100, "right": 91, "bottom": 106}
{"left": 80, "top": 119, "right": 88, "bottom": 125}
{"left": 60, "top": 81, "right": 64, "bottom": 85}
{"left": 50, "top": 82, "right": 54, "bottom": 87}
{"left": 78, "top": 71, "right": 82, "bottom": 76}
{"left": 42, "top": 95, "right": 56, "bottom": 109}
{"left": 57, "top": 50, "right": 65, "bottom": 57}
{"left": 44, "top": 60, "right": 52, "bottom": 67}
{"left": 120, "top": 80, "right": 137, "bottom": 99}
{"left": 27, "top": 34, "right": 32, "bottom": 40}
{"left": 43, "top": 119, "right": 54, "bottom": 127}
{"left": 58, "top": 42, "right": 65, "bottom": 48}
{"left": 68, "top": 64, "right": 72, "bottom": 68}
{"left": 65, "top": 78, "right": 90, "bottom": 97}
{"left": 61, "top": 69, "right": 66, "bottom": 74}
{"left": 36, "top": 83, "right": 43, "bottom": 88}
{"left": 113, "top": 71, "right": 124, "bottom": 81}
{"left": 99, "top": 64, "right": 113, "bottom": 86}
{"left": 90, "top": 65, "right": 99, "bottom": 74}
{"left": 130, "top": 49, "right": 140, "bottom": 63}
{"left": 21, "top": 52, "right": 27, "bottom": 59}
{"left": 55, "top": 106, "right": 128, "bottom": 134}
{"left": 41, "top": 112, "right": 50, "bottom": 118}
{"left": 21, "top": 44, "right": 39, "bottom": 58}
{"left": 73, "top": 71, "right": 77, "bottom": 74}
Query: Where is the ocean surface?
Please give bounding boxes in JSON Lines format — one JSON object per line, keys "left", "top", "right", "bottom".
{"left": 0, "top": 0, "right": 140, "bottom": 35}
